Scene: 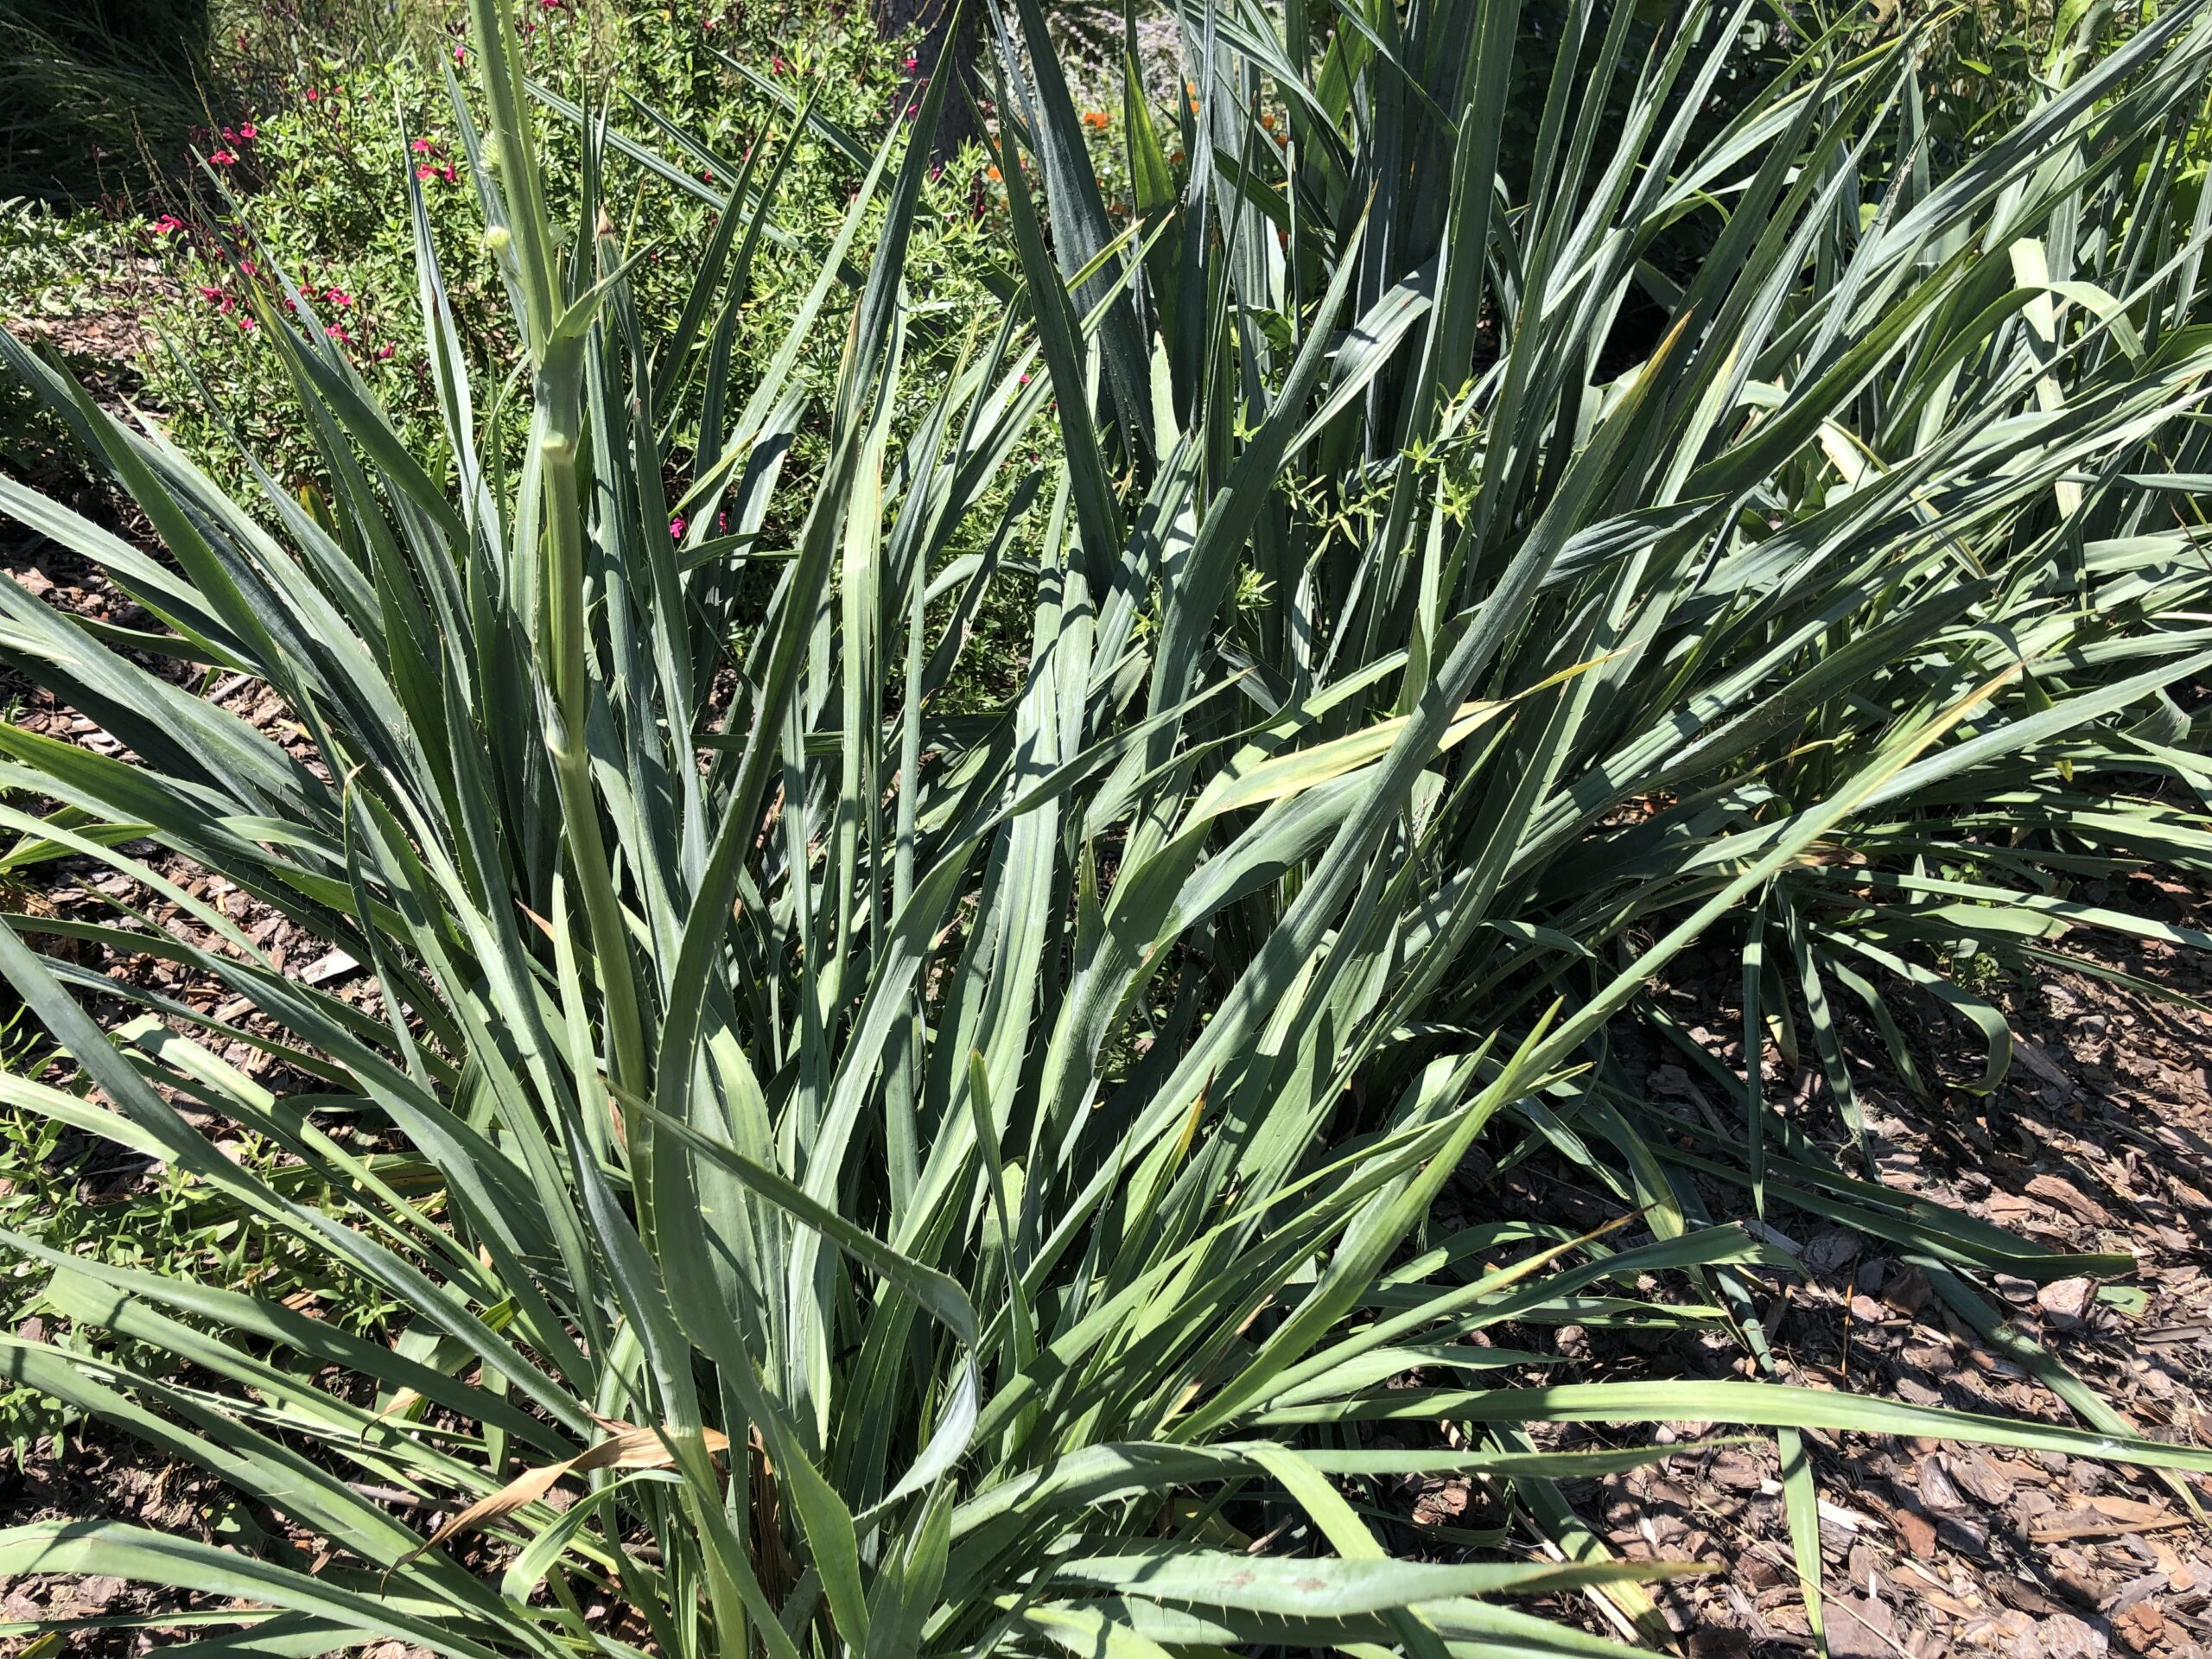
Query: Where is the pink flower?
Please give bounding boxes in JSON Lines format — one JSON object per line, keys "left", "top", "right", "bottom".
{"left": 902, "top": 53, "right": 918, "bottom": 69}
{"left": 238, "top": 315, "right": 257, "bottom": 331}
{"left": 238, "top": 123, "right": 257, "bottom": 141}
{"left": 195, "top": 283, "right": 223, "bottom": 302}
{"left": 221, "top": 126, "right": 238, "bottom": 143}
{"left": 453, "top": 43, "right": 466, "bottom": 63}
{"left": 440, "top": 163, "right": 457, "bottom": 184}
{"left": 701, "top": 168, "right": 715, "bottom": 182}
{"left": 716, "top": 512, "right": 728, "bottom": 532}
{"left": 152, "top": 214, "right": 185, "bottom": 234}
{"left": 669, "top": 516, "right": 687, "bottom": 539}
{"left": 239, "top": 259, "right": 258, "bottom": 276}
{"left": 417, "top": 162, "right": 435, "bottom": 180}
{"left": 209, "top": 149, "right": 238, "bottom": 165}
{"left": 325, "top": 288, "right": 352, "bottom": 306}
{"left": 327, "top": 323, "right": 351, "bottom": 343}
{"left": 305, "top": 87, "right": 319, "bottom": 101}
{"left": 376, "top": 342, "right": 395, "bottom": 360}
{"left": 771, "top": 54, "right": 785, "bottom": 73}
{"left": 411, "top": 137, "right": 435, "bottom": 153}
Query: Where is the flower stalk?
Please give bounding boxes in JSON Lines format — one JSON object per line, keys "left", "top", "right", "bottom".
{"left": 465, "top": 0, "right": 649, "bottom": 1110}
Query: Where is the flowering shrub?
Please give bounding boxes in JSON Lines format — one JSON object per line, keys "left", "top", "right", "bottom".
{"left": 136, "top": 1, "right": 1027, "bottom": 512}
{"left": 143, "top": 50, "right": 486, "bottom": 474}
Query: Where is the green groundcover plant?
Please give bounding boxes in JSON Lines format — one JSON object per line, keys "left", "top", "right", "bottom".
{"left": 3, "top": 0, "right": 2212, "bottom": 1653}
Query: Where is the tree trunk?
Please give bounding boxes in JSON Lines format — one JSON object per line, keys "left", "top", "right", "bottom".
{"left": 873, "top": 0, "right": 982, "bottom": 162}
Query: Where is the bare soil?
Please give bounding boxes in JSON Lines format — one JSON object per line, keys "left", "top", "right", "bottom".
{"left": 1394, "top": 896, "right": 2212, "bottom": 1658}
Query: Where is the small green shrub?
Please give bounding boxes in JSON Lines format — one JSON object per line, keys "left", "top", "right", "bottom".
{"left": 0, "top": 201, "right": 124, "bottom": 321}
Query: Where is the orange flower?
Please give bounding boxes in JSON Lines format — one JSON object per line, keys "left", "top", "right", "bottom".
{"left": 1260, "top": 111, "right": 1276, "bottom": 130}
{"left": 986, "top": 164, "right": 1002, "bottom": 181}
{"left": 1081, "top": 110, "right": 1109, "bottom": 130}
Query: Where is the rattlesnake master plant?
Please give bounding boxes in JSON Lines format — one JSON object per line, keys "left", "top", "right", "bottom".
{"left": 3, "top": 0, "right": 2212, "bottom": 1651}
